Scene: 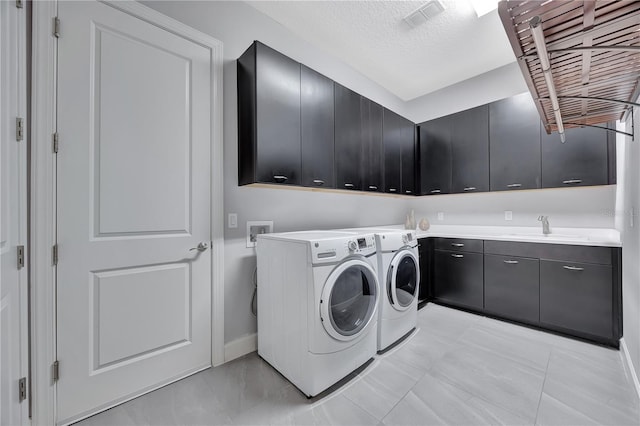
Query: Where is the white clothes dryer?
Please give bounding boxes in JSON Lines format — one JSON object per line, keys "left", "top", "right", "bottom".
{"left": 374, "top": 229, "right": 420, "bottom": 352}
{"left": 256, "top": 230, "right": 379, "bottom": 397}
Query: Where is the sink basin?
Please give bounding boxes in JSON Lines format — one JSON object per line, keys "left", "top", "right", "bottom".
{"left": 500, "top": 233, "right": 589, "bottom": 241}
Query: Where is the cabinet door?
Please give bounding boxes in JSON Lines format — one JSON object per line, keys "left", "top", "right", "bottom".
{"left": 433, "top": 250, "right": 483, "bottom": 310}
{"left": 301, "top": 65, "right": 334, "bottom": 188}
{"left": 489, "top": 93, "right": 541, "bottom": 191}
{"left": 335, "top": 83, "right": 362, "bottom": 190}
{"left": 255, "top": 42, "right": 301, "bottom": 185}
{"left": 418, "top": 116, "right": 451, "bottom": 195}
{"left": 541, "top": 123, "right": 609, "bottom": 188}
{"left": 361, "top": 97, "right": 383, "bottom": 192}
{"left": 540, "top": 260, "right": 613, "bottom": 339}
{"left": 401, "top": 119, "right": 416, "bottom": 196}
{"left": 484, "top": 254, "right": 539, "bottom": 324}
{"left": 383, "top": 109, "right": 402, "bottom": 194}
{"left": 450, "top": 105, "right": 489, "bottom": 194}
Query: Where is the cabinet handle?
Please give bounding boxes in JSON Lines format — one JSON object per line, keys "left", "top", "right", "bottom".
{"left": 451, "top": 254, "right": 464, "bottom": 258}
{"left": 463, "top": 187, "right": 477, "bottom": 192}
{"left": 507, "top": 183, "right": 522, "bottom": 188}
{"left": 312, "top": 179, "right": 325, "bottom": 186}
{"left": 389, "top": 188, "right": 397, "bottom": 192}
{"left": 368, "top": 185, "right": 378, "bottom": 190}
{"left": 430, "top": 189, "right": 441, "bottom": 194}
{"left": 405, "top": 190, "right": 412, "bottom": 194}
{"left": 344, "top": 183, "right": 354, "bottom": 188}
{"left": 563, "top": 265, "right": 584, "bottom": 271}
{"left": 563, "top": 179, "right": 582, "bottom": 185}
{"left": 273, "top": 175, "right": 288, "bottom": 183}
{"left": 451, "top": 243, "right": 465, "bottom": 247}
{"left": 503, "top": 260, "right": 519, "bottom": 264}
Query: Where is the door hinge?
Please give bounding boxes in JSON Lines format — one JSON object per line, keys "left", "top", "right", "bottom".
{"left": 16, "top": 0, "right": 23, "bottom": 9}
{"left": 17, "top": 245, "right": 24, "bottom": 269}
{"left": 52, "top": 244, "right": 58, "bottom": 266}
{"left": 18, "top": 377, "right": 27, "bottom": 402}
{"left": 16, "top": 117, "right": 24, "bottom": 141}
{"left": 53, "top": 17, "right": 60, "bottom": 38}
{"left": 52, "top": 132, "right": 59, "bottom": 153}
{"left": 52, "top": 361, "right": 59, "bottom": 382}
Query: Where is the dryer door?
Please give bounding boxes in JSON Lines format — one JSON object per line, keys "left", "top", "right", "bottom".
{"left": 388, "top": 249, "right": 420, "bottom": 311}
{"left": 320, "top": 258, "right": 379, "bottom": 341}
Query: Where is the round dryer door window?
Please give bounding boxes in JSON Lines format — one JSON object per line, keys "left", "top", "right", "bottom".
{"left": 388, "top": 250, "right": 419, "bottom": 311}
{"left": 320, "top": 259, "right": 378, "bottom": 341}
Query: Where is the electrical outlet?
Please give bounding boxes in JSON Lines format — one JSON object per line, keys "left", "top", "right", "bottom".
{"left": 504, "top": 210, "right": 513, "bottom": 221}
{"left": 247, "top": 221, "right": 273, "bottom": 248}
{"left": 437, "top": 212, "right": 444, "bottom": 221}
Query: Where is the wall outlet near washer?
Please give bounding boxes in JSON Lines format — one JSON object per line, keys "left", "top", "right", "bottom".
{"left": 247, "top": 221, "right": 273, "bottom": 248}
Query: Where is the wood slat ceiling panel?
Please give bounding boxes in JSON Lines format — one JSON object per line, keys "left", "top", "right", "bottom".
{"left": 499, "top": 0, "right": 640, "bottom": 134}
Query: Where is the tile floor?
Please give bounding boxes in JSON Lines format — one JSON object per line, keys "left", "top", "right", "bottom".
{"left": 78, "top": 304, "right": 640, "bottom": 425}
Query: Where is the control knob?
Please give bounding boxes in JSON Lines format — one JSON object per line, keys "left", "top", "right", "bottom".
{"left": 348, "top": 240, "right": 358, "bottom": 252}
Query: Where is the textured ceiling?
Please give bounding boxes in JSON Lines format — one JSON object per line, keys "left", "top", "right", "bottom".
{"left": 246, "top": 0, "right": 517, "bottom": 101}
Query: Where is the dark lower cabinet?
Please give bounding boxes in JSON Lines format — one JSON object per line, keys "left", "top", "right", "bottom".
{"left": 541, "top": 123, "right": 611, "bottom": 188}
{"left": 433, "top": 250, "right": 483, "bottom": 310}
{"left": 335, "top": 84, "right": 362, "bottom": 191}
{"left": 484, "top": 254, "right": 539, "bottom": 324}
{"left": 540, "top": 260, "right": 614, "bottom": 340}
{"left": 301, "top": 65, "right": 334, "bottom": 188}
{"left": 238, "top": 41, "right": 301, "bottom": 185}
{"left": 418, "top": 116, "right": 452, "bottom": 195}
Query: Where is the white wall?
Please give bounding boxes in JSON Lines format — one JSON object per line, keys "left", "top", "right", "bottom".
{"left": 142, "top": 1, "right": 619, "bottom": 349}
{"left": 622, "top": 104, "right": 640, "bottom": 391}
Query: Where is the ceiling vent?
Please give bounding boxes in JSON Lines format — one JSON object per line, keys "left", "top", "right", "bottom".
{"left": 403, "top": 1, "right": 446, "bottom": 28}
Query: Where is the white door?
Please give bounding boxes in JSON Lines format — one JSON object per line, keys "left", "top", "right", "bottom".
{"left": 56, "top": 2, "right": 213, "bottom": 423}
{"left": 0, "top": 1, "right": 29, "bottom": 424}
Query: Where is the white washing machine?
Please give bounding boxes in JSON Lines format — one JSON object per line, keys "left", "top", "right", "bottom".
{"left": 256, "top": 230, "right": 379, "bottom": 397}
{"left": 374, "top": 229, "right": 420, "bottom": 352}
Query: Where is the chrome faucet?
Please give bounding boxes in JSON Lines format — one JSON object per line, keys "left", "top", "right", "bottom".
{"left": 538, "top": 215, "right": 551, "bottom": 235}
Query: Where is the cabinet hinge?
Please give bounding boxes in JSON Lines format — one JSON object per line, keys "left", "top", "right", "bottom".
{"left": 53, "top": 17, "right": 60, "bottom": 38}
{"left": 16, "top": 0, "right": 23, "bottom": 9}
{"left": 52, "top": 244, "right": 58, "bottom": 266}
{"left": 16, "top": 117, "right": 24, "bottom": 141}
{"left": 52, "top": 132, "right": 59, "bottom": 153}
{"left": 18, "top": 377, "right": 26, "bottom": 402}
{"left": 17, "top": 245, "right": 24, "bottom": 269}
{"left": 52, "top": 361, "right": 59, "bottom": 382}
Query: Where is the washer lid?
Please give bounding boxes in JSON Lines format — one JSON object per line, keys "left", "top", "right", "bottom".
{"left": 257, "top": 230, "right": 357, "bottom": 242}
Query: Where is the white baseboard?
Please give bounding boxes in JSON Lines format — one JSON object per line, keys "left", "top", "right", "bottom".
{"left": 621, "top": 338, "right": 640, "bottom": 400}
{"left": 224, "top": 333, "right": 257, "bottom": 362}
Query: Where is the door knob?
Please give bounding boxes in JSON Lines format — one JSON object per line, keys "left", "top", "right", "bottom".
{"left": 190, "top": 242, "right": 209, "bottom": 252}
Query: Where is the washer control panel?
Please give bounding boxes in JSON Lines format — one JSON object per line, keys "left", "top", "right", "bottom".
{"left": 311, "top": 234, "right": 376, "bottom": 264}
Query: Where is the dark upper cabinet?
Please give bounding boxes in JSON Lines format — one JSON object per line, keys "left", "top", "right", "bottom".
{"left": 384, "top": 109, "right": 416, "bottom": 195}
{"left": 418, "top": 116, "right": 452, "bottom": 195}
{"left": 450, "top": 105, "right": 489, "bottom": 194}
{"left": 301, "top": 65, "right": 334, "bottom": 189}
{"left": 335, "top": 84, "right": 362, "bottom": 191}
{"left": 361, "top": 98, "right": 383, "bottom": 192}
{"left": 541, "top": 123, "right": 611, "bottom": 188}
{"left": 237, "top": 41, "right": 301, "bottom": 185}
{"left": 489, "top": 93, "right": 541, "bottom": 191}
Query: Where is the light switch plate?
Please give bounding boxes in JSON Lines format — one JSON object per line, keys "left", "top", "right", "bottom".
{"left": 505, "top": 210, "right": 513, "bottom": 221}
{"left": 437, "top": 212, "right": 444, "bottom": 221}
{"left": 247, "top": 221, "right": 273, "bottom": 248}
{"left": 228, "top": 213, "right": 238, "bottom": 229}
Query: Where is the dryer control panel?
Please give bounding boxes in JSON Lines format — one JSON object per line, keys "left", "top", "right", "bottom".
{"left": 310, "top": 234, "right": 376, "bottom": 265}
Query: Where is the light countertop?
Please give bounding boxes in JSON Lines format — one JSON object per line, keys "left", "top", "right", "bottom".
{"left": 375, "top": 224, "right": 622, "bottom": 247}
